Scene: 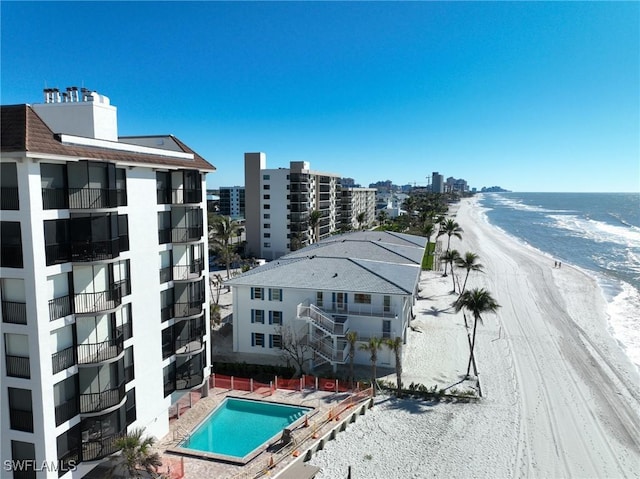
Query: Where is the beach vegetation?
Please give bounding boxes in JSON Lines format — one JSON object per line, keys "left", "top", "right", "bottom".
{"left": 356, "top": 211, "right": 366, "bottom": 230}
{"left": 437, "top": 219, "right": 464, "bottom": 276}
{"left": 384, "top": 336, "right": 404, "bottom": 397}
{"left": 276, "top": 325, "right": 313, "bottom": 376}
{"left": 209, "top": 215, "right": 241, "bottom": 279}
{"left": 440, "top": 249, "right": 461, "bottom": 291}
{"left": 345, "top": 331, "right": 358, "bottom": 391}
{"left": 455, "top": 251, "right": 485, "bottom": 295}
{"left": 309, "top": 209, "right": 321, "bottom": 243}
{"left": 107, "top": 427, "right": 162, "bottom": 478}
{"left": 359, "top": 337, "right": 383, "bottom": 396}
{"left": 422, "top": 222, "right": 437, "bottom": 270}
{"left": 454, "top": 288, "right": 501, "bottom": 378}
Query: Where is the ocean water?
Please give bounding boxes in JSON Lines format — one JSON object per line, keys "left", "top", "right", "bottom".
{"left": 477, "top": 192, "right": 640, "bottom": 371}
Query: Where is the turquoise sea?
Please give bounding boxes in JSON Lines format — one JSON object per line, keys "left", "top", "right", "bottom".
{"left": 478, "top": 192, "right": 640, "bottom": 370}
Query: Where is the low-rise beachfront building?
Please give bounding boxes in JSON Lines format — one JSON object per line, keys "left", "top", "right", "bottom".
{"left": 0, "top": 87, "right": 214, "bottom": 478}
{"left": 225, "top": 231, "right": 426, "bottom": 372}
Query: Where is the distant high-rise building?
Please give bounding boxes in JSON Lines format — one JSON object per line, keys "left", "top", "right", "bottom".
{"left": 431, "top": 172, "right": 444, "bottom": 193}
{"left": 244, "top": 153, "right": 342, "bottom": 260}
{"left": 341, "top": 187, "right": 376, "bottom": 230}
{"left": 445, "top": 176, "right": 469, "bottom": 193}
{"left": 218, "top": 186, "right": 245, "bottom": 219}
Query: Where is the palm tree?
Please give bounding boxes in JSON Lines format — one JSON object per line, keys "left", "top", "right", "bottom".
{"left": 385, "top": 337, "right": 403, "bottom": 397}
{"left": 359, "top": 337, "right": 383, "bottom": 396}
{"left": 422, "top": 222, "right": 436, "bottom": 270}
{"left": 309, "top": 209, "right": 321, "bottom": 243}
{"left": 454, "top": 288, "right": 500, "bottom": 378}
{"left": 437, "top": 219, "right": 463, "bottom": 275}
{"left": 440, "top": 249, "right": 461, "bottom": 290}
{"left": 109, "top": 428, "right": 162, "bottom": 477}
{"left": 345, "top": 331, "right": 358, "bottom": 390}
{"left": 377, "top": 210, "right": 388, "bottom": 227}
{"left": 210, "top": 215, "right": 239, "bottom": 279}
{"left": 455, "top": 252, "right": 484, "bottom": 295}
{"left": 356, "top": 211, "right": 366, "bottom": 230}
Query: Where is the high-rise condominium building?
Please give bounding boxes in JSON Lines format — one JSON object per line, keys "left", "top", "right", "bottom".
{"left": 244, "top": 153, "right": 341, "bottom": 260}
{"left": 340, "top": 187, "right": 377, "bottom": 230}
{"left": 218, "top": 186, "right": 245, "bottom": 219}
{"left": 0, "top": 87, "right": 214, "bottom": 478}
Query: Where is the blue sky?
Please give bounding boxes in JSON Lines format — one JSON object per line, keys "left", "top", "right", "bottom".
{"left": 2, "top": 1, "right": 638, "bottom": 192}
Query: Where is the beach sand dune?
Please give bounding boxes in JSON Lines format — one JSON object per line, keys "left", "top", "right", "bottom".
{"left": 309, "top": 197, "right": 640, "bottom": 478}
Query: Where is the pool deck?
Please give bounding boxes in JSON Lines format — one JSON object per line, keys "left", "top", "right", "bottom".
{"left": 157, "top": 386, "right": 372, "bottom": 479}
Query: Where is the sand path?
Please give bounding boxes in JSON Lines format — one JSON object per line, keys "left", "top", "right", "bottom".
{"left": 309, "top": 197, "right": 640, "bottom": 478}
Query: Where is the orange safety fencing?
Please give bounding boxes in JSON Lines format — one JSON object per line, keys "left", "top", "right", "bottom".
{"left": 210, "top": 373, "right": 356, "bottom": 395}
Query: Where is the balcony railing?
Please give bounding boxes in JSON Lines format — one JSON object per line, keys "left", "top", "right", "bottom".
{"left": 158, "top": 228, "right": 171, "bottom": 245}
{"left": 171, "top": 188, "right": 202, "bottom": 204}
{"left": 176, "top": 370, "right": 204, "bottom": 390}
{"left": 171, "top": 226, "right": 203, "bottom": 243}
{"left": 82, "top": 430, "right": 125, "bottom": 462}
{"left": 70, "top": 239, "right": 120, "bottom": 262}
{"left": 175, "top": 334, "right": 204, "bottom": 355}
{"left": 68, "top": 188, "right": 117, "bottom": 209}
{"left": 55, "top": 397, "right": 79, "bottom": 426}
{"left": 49, "top": 295, "right": 72, "bottom": 321}
{"left": 58, "top": 449, "right": 80, "bottom": 474}
{"left": 2, "top": 300, "right": 27, "bottom": 324}
{"left": 172, "top": 259, "right": 204, "bottom": 281}
{"left": 42, "top": 188, "right": 69, "bottom": 209}
{"left": 79, "top": 381, "right": 126, "bottom": 414}
{"left": 9, "top": 408, "right": 34, "bottom": 432}
{"left": 45, "top": 243, "right": 71, "bottom": 265}
{"left": 77, "top": 333, "right": 124, "bottom": 364}
{"left": 174, "top": 301, "right": 203, "bottom": 319}
{"left": 52, "top": 345, "right": 77, "bottom": 374}
{"left": 1, "top": 187, "right": 19, "bottom": 210}
{"left": 297, "top": 302, "right": 348, "bottom": 336}
{"left": 74, "top": 280, "right": 128, "bottom": 314}
{"left": 6, "top": 355, "right": 30, "bottom": 378}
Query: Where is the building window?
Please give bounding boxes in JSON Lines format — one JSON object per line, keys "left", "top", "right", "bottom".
{"left": 1, "top": 162, "right": 19, "bottom": 210}
{"left": 264, "top": 233, "right": 271, "bottom": 238}
{"left": 251, "top": 309, "right": 265, "bottom": 324}
{"left": 11, "top": 440, "right": 36, "bottom": 479}
{"left": 263, "top": 213, "right": 270, "bottom": 219}
{"left": 316, "top": 292, "right": 323, "bottom": 307}
{"left": 264, "top": 223, "right": 270, "bottom": 229}
{"left": 263, "top": 174, "right": 270, "bottom": 180}
{"left": 384, "top": 295, "right": 391, "bottom": 312}
{"left": 263, "top": 194, "right": 270, "bottom": 200}
{"left": 269, "top": 288, "right": 282, "bottom": 301}
{"left": 264, "top": 242, "right": 271, "bottom": 248}
{"left": 270, "top": 334, "right": 282, "bottom": 349}
{"left": 263, "top": 204, "right": 270, "bottom": 210}
{"left": 8, "top": 387, "right": 33, "bottom": 432}
{"left": 269, "top": 311, "right": 282, "bottom": 325}
{"left": 251, "top": 287, "right": 264, "bottom": 300}
{"left": 125, "top": 388, "right": 136, "bottom": 425}
{"left": 251, "top": 332, "right": 265, "bottom": 347}
{"left": 1, "top": 221, "right": 23, "bottom": 268}
{"left": 354, "top": 293, "right": 371, "bottom": 304}
{"left": 263, "top": 184, "right": 270, "bottom": 190}
{"left": 162, "top": 327, "right": 173, "bottom": 359}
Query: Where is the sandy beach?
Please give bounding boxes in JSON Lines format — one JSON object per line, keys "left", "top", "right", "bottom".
{"left": 309, "top": 197, "right": 640, "bottom": 478}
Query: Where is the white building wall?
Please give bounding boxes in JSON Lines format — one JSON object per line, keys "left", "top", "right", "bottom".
{"left": 232, "top": 283, "right": 408, "bottom": 369}
{"left": 260, "top": 169, "right": 290, "bottom": 260}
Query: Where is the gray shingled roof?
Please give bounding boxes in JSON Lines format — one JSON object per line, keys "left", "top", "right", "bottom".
{"left": 226, "top": 231, "right": 425, "bottom": 295}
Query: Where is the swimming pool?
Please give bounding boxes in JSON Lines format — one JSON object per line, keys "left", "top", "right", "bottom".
{"left": 178, "top": 397, "right": 311, "bottom": 463}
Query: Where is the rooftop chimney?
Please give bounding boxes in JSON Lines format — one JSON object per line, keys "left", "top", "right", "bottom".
{"left": 33, "top": 86, "right": 118, "bottom": 141}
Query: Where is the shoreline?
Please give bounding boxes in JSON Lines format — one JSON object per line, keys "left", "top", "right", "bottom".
{"left": 472, "top": 195, "right": 640, "bottom": 376}
{"left": 309, "top": 196, "right": 640, "bottom": 478}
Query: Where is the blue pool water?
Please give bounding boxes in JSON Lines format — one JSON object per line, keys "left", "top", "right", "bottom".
{"left": 181, "top": 398, "right": 311, "bottom": 458}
